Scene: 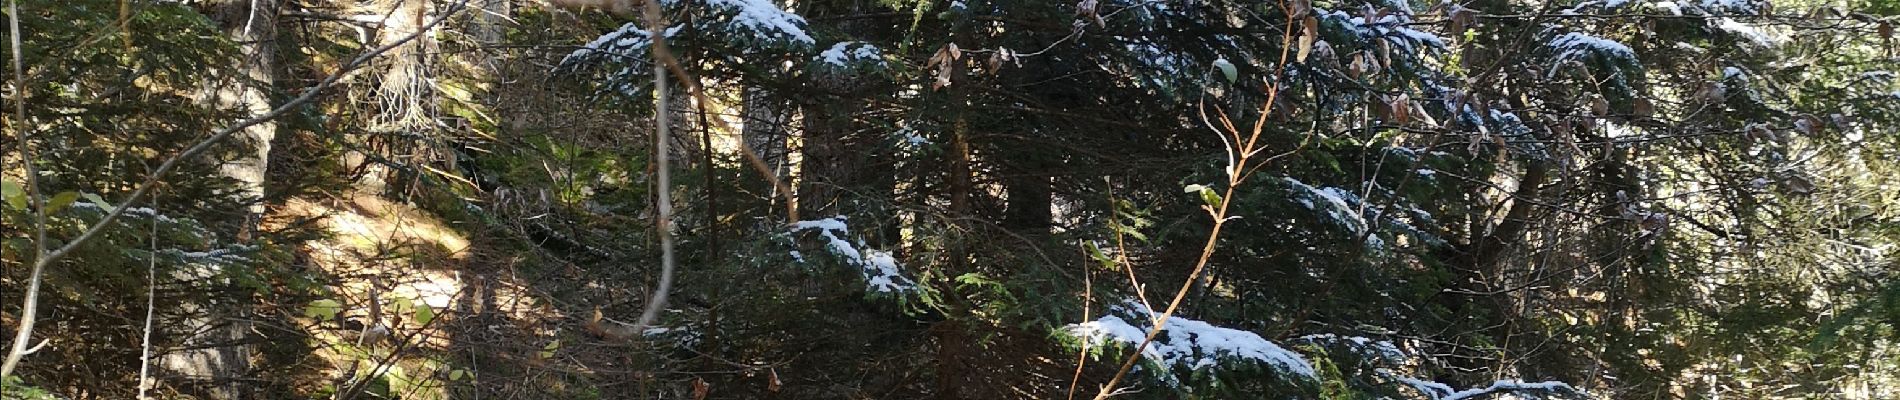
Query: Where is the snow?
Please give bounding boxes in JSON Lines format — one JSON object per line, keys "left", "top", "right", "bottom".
{"left": 1652, "top": 1, "right": 1683, "bottom": 15}
{"left": 1284, "top": 177, "right": 1367, "bottom": 234}
{"left": 1122, "top": 39, "right": 1186, "bottom": 75}
{"left": 1317, "top": 9, "right": 1446, "bottom": 53}
{"left": 1441, "top": 380, "right": 1577, "bottom": 400}
{"left": 1548, "top": 32, "right": 1636, "bottom": 69}
{"left": 1067, "top": 300, "right": 1317, "bottom": 384}
{"left": 789, "top": 215, "right": 917, "bottom": 293}
{"left": 122, "top": 207, "right": 177, "bottom": 223}
{"left": 1714, "top": 18, "right": 1775, "bottom": 47}
{"left": 1296, "top": 334, "right": 1406, "bottom": 363}
{"left": 1387, "top": 371, "right": 1458, "bottom": 398}
{"left": 1700, "top": 0, "right": 1759, "bottom": 14}
{"left": 815, "top": 41, "right": 885, "bottom": 67}
{"left": 1416, "top": 168, "right": 1437, "bottom": 177}
{"left": 562, "top": 23, "right": 681, "bottom": 65}
{"left": 561, "top": 0, "right": 810, "bottom": 75}
{"left": 1723, "top": 66, "right": 1746, "bottom": 79}
{"left": 1382, "top": 370, "right": 1579, "bottom": 400}
{"left": 705, "top": 0, "right": 814, "bottom": 44}
{"left": 173, "top": 248, "right": 251, "bottom": 262}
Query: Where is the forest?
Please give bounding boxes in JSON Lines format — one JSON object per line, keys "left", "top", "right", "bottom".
{"left": 1, "top": 0, "right": 1898, "bottom": 398}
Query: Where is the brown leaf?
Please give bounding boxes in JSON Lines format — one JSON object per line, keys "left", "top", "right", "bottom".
{"left": 1590, "top": 96, "right": 1609, "bottom": 117}
{"left": 692, "top": 378, "right": 711, "bottom": 400}
{"left": 1745, "top": 123, "right": 1776, "bottom": 143}
{"left": 1631, "top": 98, "right": 1654, "bottom": 119}
{"left": 1391, "top": 93, "right": 1411, "bottom": 125}
{"left": 1699, "top": 81, "right": 1726, "bottom": 103}
{"left": 1640, "top": 212, "right": 1670, "bottom": 233}
{"left": 1830, "top": 113, "right": 1854, "bottom": 130}
{"left": 1348, "top": 53, "right": 1367, "bottom": 78}
{"left": 1881, "top": 22, "right": 1893, "bottom": 56}
{"left": 767, "top": 368, "right": 783, "bottom": 393}
{"left": 1449, "top": 6, "right": 1477, "bottom": 37}
{"left": 1298, "top": 16, "right": 1319, "bottom": 63}
{"left": 1784, "top": 175, "right": 1815, "bottom": 194}
{"left": 1313, "top": 40, "right": 1337, "bottom": 67}
{"left": 1410, "top": 100, "right": 1439, "bottom": 127}
{"left": 1379, "top": 38, "right": 1393, "bottom": 68}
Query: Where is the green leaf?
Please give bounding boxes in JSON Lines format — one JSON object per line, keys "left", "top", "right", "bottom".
{"left": 2, "top": 180, "right": 24, "bottom": 210}
{"left": 392, "top": 297, "right": 415, "bottom": 315}
{"left": 448, "top": 369, "right": 467, "bottom": 381}
{"left": 45, "top": 191, "right": 80, "bottom": 214}
{"left": 305, "top": 299, "right": 343, "bottom": 322}
{"left": 413, "top": 304, "right": 436, "bottom": 325}
{"left": 1185, "top": 184, "right": 1221, "bottom": 207}
{"left": 80, "top": 192, "right": 114, "bottom": 212}
{"left": 1201, "top": 189, "right": 1223, "bottom": 207}
{"left": 539, "top": 339, "right": 561, "bottom": 358}
{"left": 1212, "top": 58, "right": 1238, "bottom": 83}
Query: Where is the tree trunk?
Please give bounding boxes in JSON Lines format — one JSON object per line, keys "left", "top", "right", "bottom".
{"left": 359, "top": 0, "right": 436, "bottom": 195}
{"left": 797, "top": 100, "right": 858, "bottom": 217}
{"left": 172, "top": 4, "right": 279, "bottom": 396}
{"left": 1001, "top": 165, "right": 1051, "bottom": 233}
{"left": 743, "top": 87, "right": 791, "bottom": 181}
{"left": 209, "top": 0, "right": 279, "bottom": 225}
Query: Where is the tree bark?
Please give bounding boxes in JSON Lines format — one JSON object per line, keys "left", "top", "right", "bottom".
{"left": 164, "top": 2, "right": 280, "bottom": 397}
{"left": 209, "top": 0, "right": 279, "bottom": 225}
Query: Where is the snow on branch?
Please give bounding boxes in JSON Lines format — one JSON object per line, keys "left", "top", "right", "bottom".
{"left": 789, "top": 215, "right": 916, "bottom": 293}
{"left": 813, "top": 41, "right": 886, "bottom": 70}
{"left": 1316, "top": 8, "right": 1446, "bottom": 54}
{"left": 565, "top": 24, "right": 679, "bottom": 64}
{"left": 1383, "top": 369, "right": 1583, "bottom": 400}
{"left": 703, "top": 0, "right": 814, "bottom": 44}
{"left": 558, "top": 0, "right": 812, "bottom": 81}
{"left": 1547, "top": 32, "right": 1636, "bottom": 72}
{"left": 1283, "top": 177, "right": 1368, "bottom": 235}
{"left": 1066, "top": 300, "right": 1317, "bottom": 386}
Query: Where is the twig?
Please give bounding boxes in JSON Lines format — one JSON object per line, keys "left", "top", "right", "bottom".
{"left": 1066, "top": 245, "right": 1094, "bottom": 400}
{"left": 3, "top": 0, "right": 51, "bottom": 379}
{"left": 631, "top": 0, "right": 675, "bottom": 332}
{"left": 1089, "top": 1, "right": 1303, "bottom": 397}
{"left": 137, "top": 198, "right": 159, "bottom": 399}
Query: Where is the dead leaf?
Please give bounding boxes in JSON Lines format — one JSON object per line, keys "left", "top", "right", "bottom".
{"left": 1745, "top": 123, "right": 1776, "bottom": 143}
{"left": 1298, "top": 16, "right": 1319, "bottom": 63}
{"left": 1390, "top": 93, "right": 1411, "bottom": 125}
{"left": 1830, "top": 113, "right": 1853, "bottom": 130}
{"left": 1348, "top": 53, "right": 1367, "bottom": 78}
{"left": 1313, "top": 40, "right": 1337, "bottom": 67}
{"left": 1881, "top": 21, "right": 1893, "bottom": 56}
{"left": 1410, "top": 100, "right": 1438, "bottom": 127}
{"left": 692, "top": 378, "right": 710, "bottom": 400}
{"left": 1631, "top": 98, "right": 1654, "bottom": 119}
{"left": 768, "top": 368, "right": 782, "bottom": 393}
{"left": 1449, "top": 6, "right": 1477, "bottom": 37}
{"left": 1784, "top": 174, "right": 1815, "bottom": 194}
